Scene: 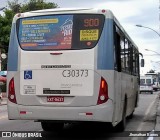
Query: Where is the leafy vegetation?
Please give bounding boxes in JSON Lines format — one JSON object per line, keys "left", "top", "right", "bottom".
{"left": 0, "top": 0, "right": 58, "bottom": 70}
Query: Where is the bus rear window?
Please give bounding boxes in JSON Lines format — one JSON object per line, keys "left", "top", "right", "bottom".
{"left": 146, "top": 79, "right": 151, "bottom": 84}
{"left": 17, "top": 14, "right": 104, "bottom": 51}
{"left": 140, "top": 79, "right": 145, "bottom": 85}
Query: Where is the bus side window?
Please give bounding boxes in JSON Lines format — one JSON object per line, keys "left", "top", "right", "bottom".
{"left": 125, "top": 39, "right": 131, "bottom": 73}
{"left": 120, "top": 37, "right": 125, "bottom": 72}
{"left": 114, "top": 25, "right": 121, "bottom": 72}
{"left": 132, "top": 48, "right": 136, "bottom": 75}
{"left": 133, "top": 49, "right": 139, "bottom": 76}
{"left": 129, "top": 44, "right": 133, "bottom": 74}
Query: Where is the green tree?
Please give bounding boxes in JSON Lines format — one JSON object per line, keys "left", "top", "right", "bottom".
{"left": 0, "top": 10, "right": 14, "bottom": 50}
{"left": 0, "top": 9, "right": 14, "bottom": 70}
{"left": 20, "top": 0, "right": 58, "bottom": 12}
{"left": 8, "top": 0, "right": 58, "bottom": 13}
{"left": 8, "top": 0, "right": 21, "bottom": 13}
{"left": 0, "top": 0, "right": 58, "bottom": 70}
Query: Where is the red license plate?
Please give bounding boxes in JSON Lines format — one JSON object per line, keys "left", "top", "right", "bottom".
{"left": 47, "top": 96, "right": 64, "bottom": 102}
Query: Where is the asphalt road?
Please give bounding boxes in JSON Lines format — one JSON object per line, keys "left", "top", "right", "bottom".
{"left": 0, "top": 91, "right": 159, "bottom": 140}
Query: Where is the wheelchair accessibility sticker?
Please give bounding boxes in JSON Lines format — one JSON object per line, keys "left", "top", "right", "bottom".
{"left": 24, "top": 71, "right": 32, "bottom": 79}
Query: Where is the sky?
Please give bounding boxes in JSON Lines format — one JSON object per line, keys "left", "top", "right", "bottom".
{"left": 1, "top": 0, "right": 160, "bottom": 75}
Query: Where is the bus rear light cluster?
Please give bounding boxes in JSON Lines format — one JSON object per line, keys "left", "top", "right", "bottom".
{"left": 20, "top": 111, "right": 26, "bottom": 114}
{"left": 79, "top": 112, "right": 93, "bottom": 116}
{"left": 8, "top": 78, "right": 17, "bottom": 104}
{"left": 97, "top": 77, "right": 108, "bottom": 105}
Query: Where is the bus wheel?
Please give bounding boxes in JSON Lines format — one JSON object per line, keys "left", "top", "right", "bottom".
{"left": 41, "top": 122, "right": 64, "bottom": 132}
{"left": 151, "top": 91, "right": 153, "bottom": 94}
{"left": 128, "top": 111, "right": 134, "bottom": 119}
{"left": 116, "top": 101, "right": 126, "bottom": 132}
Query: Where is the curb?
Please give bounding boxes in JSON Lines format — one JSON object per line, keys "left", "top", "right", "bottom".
{"left": 155, "top": 93, "right": 160, "bottom": 131}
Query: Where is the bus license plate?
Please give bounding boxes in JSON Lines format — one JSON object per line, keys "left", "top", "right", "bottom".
{"left": 47, "top": 96, "right": 64, "bottom": 102}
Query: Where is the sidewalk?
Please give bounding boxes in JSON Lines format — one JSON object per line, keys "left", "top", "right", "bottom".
{"left": 0, "top": 92, "right": 7, "bottom": 105}
{"left": 155, "top": 93, "right": 160, "bottom": 131}
{"left": 0, "top": 98, "right": 7, "bottom": 105}
{"left": 154, "top": 93, "right": 160, "bottom": 140}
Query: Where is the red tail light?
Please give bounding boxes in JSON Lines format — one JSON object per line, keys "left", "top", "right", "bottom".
{"left": 8, "top": 78, "right": 17, "bottom": 104}
{"left": 97, "top": 77, "right": 108, "bottom": 105}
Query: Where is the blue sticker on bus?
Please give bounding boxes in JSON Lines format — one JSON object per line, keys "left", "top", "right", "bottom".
{"left": 24, "top": 71, "right": 32, "bottom": 79}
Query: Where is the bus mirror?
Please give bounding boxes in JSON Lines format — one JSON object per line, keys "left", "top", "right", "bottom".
{"left": 141, "top": 59, "right": 144, "bottom": 67}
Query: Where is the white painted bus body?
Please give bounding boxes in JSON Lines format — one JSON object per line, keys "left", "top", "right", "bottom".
{"left": 7, "top": 8, "right": 139, "bottom": 129}
{"left": 145, "top": 73, "right": 160, "bottom": 91}
{"left": 140, "top": 75, "right": 153, "bottom": 94}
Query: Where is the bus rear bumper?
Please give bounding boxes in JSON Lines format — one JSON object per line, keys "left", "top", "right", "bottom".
{"left": 8, "top": 100, "right": 113, "bottom": 123}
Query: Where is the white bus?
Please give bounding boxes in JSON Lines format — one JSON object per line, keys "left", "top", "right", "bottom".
{"left": 140, "top": 75, "right": 153, "bottom": 94}
{"left": 145, "top": 73, "right": 160, "bottom": 91}
{"left": 7, "top": 8, "right": 143, "bottom": 131}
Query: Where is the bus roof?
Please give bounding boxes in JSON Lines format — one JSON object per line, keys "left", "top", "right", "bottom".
{"left": 21, "top": 8, "right": 113, "bottom": 15}
{"left": 13, "top": 8, "right": 114, "bottom": 22}
{"left": 30, "top": 8, "right": 94, "bottom": 13}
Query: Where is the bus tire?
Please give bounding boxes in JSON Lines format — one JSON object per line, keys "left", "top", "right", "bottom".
{"left": 151, "top": 91, "right": 153, "bottom": 94}
{"left": 135, "top": 94, "right": 138, "bottom": 107}
{"left": 116, "top": 100, "right": 126, "bottom": 132}
{"left": 41, "top": 122, "right": 64, "bottom": 132}
{"left": 128, "top": 111, "right": 134, "bottom": 119}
